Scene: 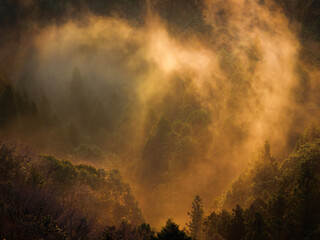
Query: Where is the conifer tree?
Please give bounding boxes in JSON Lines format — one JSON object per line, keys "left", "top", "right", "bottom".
{"left": 188, "top": 195, "right": 204, "bottom": 240}
{"left": 0, "top": 85, "right": 17, "bottom": 126}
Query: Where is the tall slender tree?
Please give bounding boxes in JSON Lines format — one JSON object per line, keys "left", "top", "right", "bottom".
{"left": 0, "top": 85, "right": 17, "bottom": 126}
{"left": 188, "top": 195, "right": 204, "bottom": 240}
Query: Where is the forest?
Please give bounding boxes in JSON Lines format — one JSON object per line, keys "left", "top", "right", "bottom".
{"left": 0, "top": 0, "right": 320, "bottom": 239}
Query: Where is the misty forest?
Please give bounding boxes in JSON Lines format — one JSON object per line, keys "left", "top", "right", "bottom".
{"left": 0, "top": 0, "right": 320, "bottom": 239}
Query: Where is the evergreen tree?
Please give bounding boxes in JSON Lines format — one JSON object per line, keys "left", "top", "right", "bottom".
{"left": 156, "top": 219, "right": 192, "bottom": 240}
{"left": 188, "top": 195, "right": 204, "bottom": 240}
{"left": 249, "top": 211, "right": 269, "bottom": 240}
{"left": 141, "top": 116, "right": 173, "bottom": 187}
{"left": 69, "top": 67, "right": 89, "bottom": 128}
{"left": 263, "top": 141, "right": 276, "bottom": 168}
{"left": 0, "top": 85, "right": 17, "bottom": 126}
{"left": 228, "top": 205, "right": 246, "bottom": 240}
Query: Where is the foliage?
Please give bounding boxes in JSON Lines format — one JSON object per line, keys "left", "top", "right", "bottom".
{"left": 0, "top": 140, "right": 145, "bottom": 239}
{"left": 188, "top": 195, "right": 204, "bottom": 240}
{"left": 155, "top": 219, "right": 192, "bottom": 240}
{"left": 200, "top": 126, "right": 320, "bottom": 240}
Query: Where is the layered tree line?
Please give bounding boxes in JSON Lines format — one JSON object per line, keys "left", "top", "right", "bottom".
{"left": 0, "top": 66, "right": 213, "bottom": 224}
{"left": 187, "top": 125, "right": 320, "bottom": 240}
{"left": 2, "top": 123, "right": 320, "bottom": 239}
{"left": 0, "top": 139, "right": 145, "bottom": 239}
{"left": 0, "top": 0, "right": 320, "bottom": 239}
{"left": 0, "top": 136, "right": 197, "bottom": 239}
{"left": 2, "top": 60, "right": 320, "bottom": 239}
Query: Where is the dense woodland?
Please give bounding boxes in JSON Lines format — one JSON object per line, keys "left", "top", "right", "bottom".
{"left": 1, "top": 0, "right": 320, "bottom": 239}
{"left": 2, "top": 120, "right": 320, "bottom": 239}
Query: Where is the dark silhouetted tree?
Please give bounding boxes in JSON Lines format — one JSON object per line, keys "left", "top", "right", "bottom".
{"left": 0, "top": 85, "right": 17, "bottom": 126}
{"left": 228, "top": 205, "right": 246, "bottom": 240}
{"left": 156, "top": 219, "right": 192, "bottom": 240}
{"left": 188, "top": 195, "right": 204, "bottom": 240}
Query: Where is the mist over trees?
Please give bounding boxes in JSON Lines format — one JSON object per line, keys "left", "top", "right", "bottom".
{"left": 0, "top": 0, "right": 320, "bottom": 239}
{"left": 193, "top": 125, "right": 320, "bottom": 240}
